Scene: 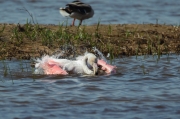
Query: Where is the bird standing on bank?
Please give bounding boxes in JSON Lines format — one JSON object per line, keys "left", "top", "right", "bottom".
{"left": 59, "top": 0, "right": 94, "bottom": 26}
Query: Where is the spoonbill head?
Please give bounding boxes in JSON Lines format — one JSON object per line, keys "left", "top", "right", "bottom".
{"left": 83, "top": 53, "right": 98, "bottom": 75}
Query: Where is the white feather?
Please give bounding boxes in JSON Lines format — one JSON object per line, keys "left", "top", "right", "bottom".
{"left": 34, "top": 53, "right": 98, "bottom": 75}
{"left": 59, "top": 8, "right": 70, "bottom": 17}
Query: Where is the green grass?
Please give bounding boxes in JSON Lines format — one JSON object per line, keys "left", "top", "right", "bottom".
{"left": 0, "top": 24, "right": 5, "bottom": 36}
{"left": 0, "top": 16, "right": 180, "bottom": 60}
{"left": 11, "top": 25, "right": 24, "bottom": 46}
{"left": 1, "top": 9, "right": 180, "bottom": 78}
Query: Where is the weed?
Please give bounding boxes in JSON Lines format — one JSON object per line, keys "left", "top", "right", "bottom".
{"left": 11, "top": 26, "right": 24, "bottom": 46}
{"left": 0, "top": 24, "right": 5, "bottom": 36}
{"left": 157, "top": 35, "right": 161, "bottom": 60}
{"left": 41, "top": 29, "right": 54, "bottom": 47}
{"left": 108, "top": 24, "right": 112, "bottom": 35}
{"left": 140, "top": 64, "right": 149, "bottom": 75}
{"left": 125, "top": 30, "right": 131, "bottom": 38}
{"left": 22, "top": 7, "right": 36, "bottom": 24}
{"left": 107, "top": 44, "right": 114, "bottom": 64}
{"left": 95, "top": 19, "right": 101, "bottom": 38}
{"left": 2, "top": 60, "right": 8, "bottom": 77}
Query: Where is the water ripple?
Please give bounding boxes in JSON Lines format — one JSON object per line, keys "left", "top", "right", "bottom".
{"left": 0, "top": 0, "right": 180, "bottom": 25}
{"left": 0, "top": 54, "right": 180, "bottom": 118}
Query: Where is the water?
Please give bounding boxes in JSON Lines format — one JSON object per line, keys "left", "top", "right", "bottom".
{"left": 0, "top": 0, "right": 180, "bottom": 25}
{"left": 0, "top": 54, "right": 180, "bottom": 119}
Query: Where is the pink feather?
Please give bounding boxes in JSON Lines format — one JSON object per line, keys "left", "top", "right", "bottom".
{"left": 97, "top": 59, "right": 116, "bottom": 74}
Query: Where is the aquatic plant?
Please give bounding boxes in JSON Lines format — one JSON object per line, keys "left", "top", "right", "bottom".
{"left": 2, "top": 60, "right": 8, "bottom": 77}
{"left": 140, "top": 64, "right": 149, "bottom": 75}
{"left": 22, "top": 7, "right": 37, "bottom": 24}
{"left": 1, "top": 60, "right": 13, "bottom": 79}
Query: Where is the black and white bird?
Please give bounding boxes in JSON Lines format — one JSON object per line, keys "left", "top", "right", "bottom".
{"left": 59, "top": 0, "right": 94, "bottom": 26}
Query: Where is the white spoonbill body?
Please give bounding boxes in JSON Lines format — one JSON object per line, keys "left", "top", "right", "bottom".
{"left": 34, "top": 53, "right": 98, "bottom": 75}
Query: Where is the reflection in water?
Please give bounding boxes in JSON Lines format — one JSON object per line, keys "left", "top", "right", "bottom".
{"left": 0, "top": 54, "right": 180, "bottom": 118}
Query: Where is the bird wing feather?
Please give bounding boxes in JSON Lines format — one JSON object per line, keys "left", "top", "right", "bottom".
{"left": 67, "top": 3, "right": 92, "bottom": 14}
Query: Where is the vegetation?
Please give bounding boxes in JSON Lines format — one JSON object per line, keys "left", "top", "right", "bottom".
{"left": 0, "top": 21, "right": 180, "bottom": 79}
{"left": 0, "top": 21, "right": 180, "bottom": 60}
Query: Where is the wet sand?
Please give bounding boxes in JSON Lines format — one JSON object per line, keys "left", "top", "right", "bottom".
{"left": 0, "top": 23, "right": 180, "bottom": 60}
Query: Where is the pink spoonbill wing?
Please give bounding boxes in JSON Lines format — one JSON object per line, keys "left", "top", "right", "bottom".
{"left": 97, "top": 59, "right": 116, "bottom": 74}
{"left": 42, "top": 60, "right": 68, "bottom": 75}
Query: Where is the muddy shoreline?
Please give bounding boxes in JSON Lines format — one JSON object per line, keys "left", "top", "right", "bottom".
{"left": 0, "top": 23, "right": 180, "bottom": 60}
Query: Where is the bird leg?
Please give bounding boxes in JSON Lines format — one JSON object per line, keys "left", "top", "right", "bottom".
{"left": 79, "top": 20, "right": 82, "bottom": 26}
{"left": 72, "top": 18, "right": 76, "bottom": 26}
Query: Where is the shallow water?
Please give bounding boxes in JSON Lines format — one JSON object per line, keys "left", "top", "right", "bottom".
{"left": 0, "top": 54, "right": 180, "bottom": 119}
{"left": 0, "top": 0, "right": 180, "bottom": 25}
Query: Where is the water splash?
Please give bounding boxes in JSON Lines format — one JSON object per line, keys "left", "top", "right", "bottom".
{"left": 52, "top": 44, "right": 76, "bottom": 59}
{"left": 93, "top": 47, "right": 107, "bottom": 62}
{"left": 52, "top": 46, "right": 108, "bottom": 63}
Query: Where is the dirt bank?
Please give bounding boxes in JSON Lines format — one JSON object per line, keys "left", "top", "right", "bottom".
{"left": 0, "top": 23, "right": 180, "bottom": 60}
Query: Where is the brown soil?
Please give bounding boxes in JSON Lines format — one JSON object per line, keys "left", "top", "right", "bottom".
{"left": 0, "top": 23, "right": 180, "bottom": 60}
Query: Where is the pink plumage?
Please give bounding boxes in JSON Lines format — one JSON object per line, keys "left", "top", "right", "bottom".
{"left": 42, "top": 60, "right": 68, "bottom": 75}
{"left": 97, "top": 59, "right": 116, "bottom": 74}
{"left": 34, "top": 53, "right": 116, "bottom": 75}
